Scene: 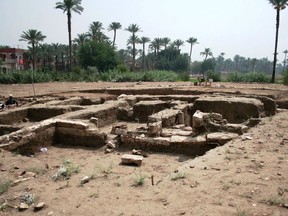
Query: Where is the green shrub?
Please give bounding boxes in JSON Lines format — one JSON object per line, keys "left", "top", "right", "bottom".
{"left": 206, "top": 70, "right": 221, "bottom": 82}
{"left": 283, "top": 70, "right": 288, "bottom": 85}
{"left": 226, "top": 72, "right": 270, "bottom": 83}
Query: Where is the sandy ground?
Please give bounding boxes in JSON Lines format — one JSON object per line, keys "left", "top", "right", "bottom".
{"left": 0, "top": 82, "right": 288, "bottom": 216}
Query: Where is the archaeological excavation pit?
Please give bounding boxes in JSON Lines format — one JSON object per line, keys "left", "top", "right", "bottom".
{"left": 0, "top": 88, "right": 277, "bottom": 160}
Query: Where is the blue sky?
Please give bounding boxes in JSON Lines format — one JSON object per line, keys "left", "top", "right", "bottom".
{"left": 1, "top": 0, "right": 288, "bottom": 62}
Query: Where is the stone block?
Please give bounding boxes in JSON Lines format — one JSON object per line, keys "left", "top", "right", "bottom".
{"left": 121, "top": 154, "right": 143, "bottom": 166}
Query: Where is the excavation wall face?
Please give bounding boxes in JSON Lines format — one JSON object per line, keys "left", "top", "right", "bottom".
{"left": 192, "top": 96, "right": 265, "bottom": 123}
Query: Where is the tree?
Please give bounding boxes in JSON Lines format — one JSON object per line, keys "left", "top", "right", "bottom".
{"left": 19, "top": 29, "right": 46, "bottom": 97}
{"left": 200, "top": 48, "right": 213, "bottom": 61}
{"left": 186, "top": 37, "right": 198, "bottom": 70}
{"left": 283, "top": 49, "right": 288, "bottom": 72}
{"left": 125, "top": 24, "right": 141, "bottom": 71}
{"left": 108, "top": 22, "right": 122, "bottom": 48}
{"left": 161, "top": 37, "right": 171, "bottom": 49}
{"left": 138, "top": 37, "right": 150, "bottom": 70}
{"left": 268, "top": 0, "right": 287, "bottom": 82}
{"left": 87, "top": 21, "right": 106, "bottom": 42}
{"left": 173, "top": 39, "right": 184, "bottom": 50}
{"left": 74, "top": 33, "right": 88, "bottom": 47}
{"left": 19, "top": 29, "right": 46, "bottom": 70}
{"left": 55, "top": 0, "right": 84, "bottom": 72}
{"left": 78, "top": 41, "right": 117, "bottom": 71}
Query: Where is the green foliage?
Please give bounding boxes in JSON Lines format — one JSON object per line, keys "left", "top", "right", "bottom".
{"left": 133, "top": 171, "right": 146, "bottom": 186}
{"left": 206, "top": 70, "right": 221, "bottom": 82}
{"left": 171, "top": 172, "right": 186, "bottom": 181}
{"left": 226, "top": 72, "right": 270, "bottom": 83}
{"left": 155, "top": 48, "right": 189, "bottom": 72}
{"left": 283, "top": 70, "right": 288, "bottom": 85}
{"left": 79, "top": 41, "right": 118, "bottom": 71}
{"left": 0, "top": 69, "right": 190, "bottom": 84}
{"left": 201, "top": 58, "right": 216, "bottom": 75}
{"left": 0, "top": 180, "right": 11, "bottom": 195}
{"left": 116, "top": 64, "right": 130, "bottom": 73}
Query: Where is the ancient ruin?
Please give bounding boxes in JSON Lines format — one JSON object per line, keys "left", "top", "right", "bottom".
{"left": 0, "top": 85, "right": 278, "bottom": 159}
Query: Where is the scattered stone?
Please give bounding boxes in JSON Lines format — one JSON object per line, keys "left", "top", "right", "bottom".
{"left": 121, "top": 154, "right": 143, "bottom": 166}
{"left": 12, "top": 177, "right": 31, "bottom": 186}
{"left": 105, "top": 148, "right": 113, "bottom": 154}
{"left": 34, "top": 202, "right": 45, "bottom": 211}
{"left": 80, "top": 176, "right": 91, "bottom": 185}
{"left": 89, "top": 117, "right": 99, "bottom": 126}
{"left": 19, "top": 202, "right": 29, "bottom": 211}
{"left": 47, "top": 211, "right": 54, "bottom": 215}
{"left": 192, "top": 110, "right": 204, "bottom": 128}
{"left": 106, "top": 140, "right": 116, "bottom": 149}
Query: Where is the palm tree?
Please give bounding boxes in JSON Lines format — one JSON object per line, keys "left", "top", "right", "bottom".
{"left": 186, "top": 37, "right": 198, "bottom": 67}
{"left": 200, "top": 48, "right": 213, "bottom": 61}
{"left": 73, "top": 33, "right": 88, "bottom": 47}
{"left": 138, "top": 36, "right": 150, "bottom": 70}
{"left": 283, "top": 49, "right": 288, "bottom": 72}
{"left": 55, "top": 0, "right": 84, "bottom": 72}
{"left": 173, "top": 39, "right": 184, "bottom": 50}
{"left": 161, "top": 37, "right": 170, "bottom": 49}
{"left": 19, "top": 29, "right": 46, "bottom": 70}
{"left": 125, "top": 24, "right": 141, "bottom": 71}
{"left": 268, "top": 0, "right": 287, "bottom": 83}
{"left": 87, "top": 21, "right": 104, "bottom": 41}
{"left": 108, "top": 22, "right": 122, "bottom": 48}
{"left": 19, "top": 29, "right": 46, "bottom": 97}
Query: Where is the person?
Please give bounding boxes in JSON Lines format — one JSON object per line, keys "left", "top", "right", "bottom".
{"left": 5, "top": 94, "right": 18, "bottom": 108}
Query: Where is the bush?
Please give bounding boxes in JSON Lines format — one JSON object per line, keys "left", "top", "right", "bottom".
{"left": 283, "top": 70, "right": 288, "bottom": 85}
{"left": 226, "top": 72, "right": 270, "bottom": 83}
{"left": 206, "top": 70, "right": 221, "bottom": 82}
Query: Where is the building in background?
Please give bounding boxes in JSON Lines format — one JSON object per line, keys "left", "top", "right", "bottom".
{"left": 0, "top": 48, "right": 29, "bottom": 71}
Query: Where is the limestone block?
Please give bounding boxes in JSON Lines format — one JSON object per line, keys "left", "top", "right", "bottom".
{"left": 193, "top": 110, "right": 204, "bottom": 128}
{"left": 206, "top": 132, "right": 238, "bottom": 144}
{"left": 148, "top": 121, "right": 162, "bottom": 137}
{"left": 121, "top": 154, "right": 143, "bottom": 166}
{"left": 56, "top": 120, "right": 88, "bottom": 130}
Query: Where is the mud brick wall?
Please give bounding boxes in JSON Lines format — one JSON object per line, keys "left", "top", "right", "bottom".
{"left": 0, "top": 108, "right": 28, "bottom": 125}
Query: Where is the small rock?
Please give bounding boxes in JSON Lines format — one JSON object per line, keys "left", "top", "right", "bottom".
{"left": 121, "top": 154, "right": 143, "bottom": 166}
{"left": 105, "top": 148, "right": 113, "bottom": 154}
{"left": 47, "top": 211, "right": 54, "bottom": 215}
{"left": 34, "top": 202, "right": 45, "bottom": 211}
{"left": 80, "top": 176, "right": 91, "bottom": 185}
{"left": 19, "top": 202, "right": 29, "bottom": 211}
{"left": 106, "top": 140, "right": 116, "bottom": 149}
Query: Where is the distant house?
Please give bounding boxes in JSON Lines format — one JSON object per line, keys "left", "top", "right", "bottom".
{"left": 0, "top": 48, "right": 29, "bottom": 71}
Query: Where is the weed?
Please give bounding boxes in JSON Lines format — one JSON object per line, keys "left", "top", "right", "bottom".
{"left": 52, "top": 160, "right": 80, "bottom": 181}
{"left": 0, "top": 180, "right": 11, "bottom": 195}
{"left": 20, "top": 192, "right": 35, "bottom": 205}
{"left": 236, "top": 208, "right": 247, "bottom": 216}
{"left": 11, "top": 149, "right": 20, "bottom": 157}
{"left": 0, "top": 200, "right": 8, "bottom": 212}
{"left": 171, "top": 172, "right": 186, "bottom": 181}
{"left": 26, "top": 166, "right": 47, "bottom": 175}
{"left": 262, "top": 197, "right": 286, "bottom": 206}
{"left": 133, "top": 171, "right": 146, "bottom": 186}
{"left": 224, "top": 155, "right": 232, "bottom": 161}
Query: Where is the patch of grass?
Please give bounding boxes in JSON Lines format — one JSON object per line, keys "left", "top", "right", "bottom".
{"left": 236, "top": 208, "right": 247, "bottom": 216}
{"left": 262, "top": 197, "right": 286, "bottom": 206}
{"left": 52, "top": 160, "right": 80, "bottom": 181}
{"left": 171, "top": 172, "right": 186, "bottom": 181}
{"left": 0, "top": 201, "right": 8, "bottom": 212}
{"left": 0, "top": 180, "right": 11, "bottom": 195}
{"left": 97, "top": 162, "right": 113, "bottom": 177}
{"left": 133, "top": 171, "right": 146, "bottom": 186}
{"left": 26, "top": 166, "right": 47, "bottom": 175}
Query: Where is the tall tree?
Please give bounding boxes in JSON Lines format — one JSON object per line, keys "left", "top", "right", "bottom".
{"left": 268, "top": 0, "right": 287, "bottom": 82}
{"left": 200, "top": 48, "right": 213, "bottom": 61}
{"left": 138, "top": 36, "right": 150, "bottom": 70}
{"left": 283, "top": 49, "right": 288, "bottom": 72}
{"left": 173, "top": 39, "right": 184, "bottom": 50}
{"left": 19, "top": 29, "right": 46, "bottom": 97}
{"left": 125, "top": 24, "right": 141, "bottom": 71}
{"left": 88, "top": 21, "right": 104, "bottom": 42}
{"left": 55, "top": 0, "right": 84, "bottom": 72}
{"left": 108, "top": 22, "right": 122, "bottom": 48}
{"left": 186, "top": 37, "right": 198, "bottom": 68}
{"left": 73, "top": 33, "right": 88, "bottom": 47}
{"left": 161, "top": 37, "right": 171, "bottom": 49}
{"left": 19, "top": 29, "right": 46, "bottom": 71}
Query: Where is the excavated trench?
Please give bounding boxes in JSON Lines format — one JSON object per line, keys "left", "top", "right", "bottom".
{"left": 0, "top": 91, "right": 277, "bottom": 158}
